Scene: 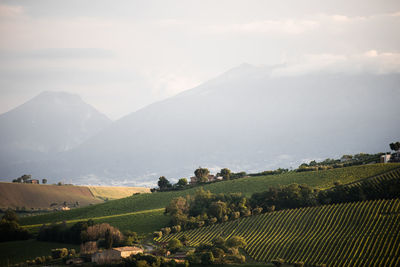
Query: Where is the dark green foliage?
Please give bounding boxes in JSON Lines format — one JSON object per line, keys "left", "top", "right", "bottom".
{"left": 249, "top": 168, "right": 288, "bottom": 177}
{"left": 0, "top": 209, "right": 31, "bottom": 242}
{"left": 167, "top": 238, "right": 183, "bottom": 253}
{"left": 51, "top": 248, "right": 68, "bottom": 259}
{"left": 158, "top": 176, "right": 172, "bottom": 191}
{"left": 225, "top": 236, "right": 247, "bottom": 248}
{"left": 2, "top": 209, "right": 19, "bottom": 222}
{"left": 220, "top": 168, "right": 231, "bottom": 180}
{"left": 186, "top": 235, "right": 246, "bottom": 265}
{"left": 122, "top": 253, "right": 188, "bottom": 267}
{"left": 390, "top": 142, "right": 400, "bottom": 151}
{"left": 165, "top": 188, "right": 251, "bottom": 230}
{"left": 105, "top": 228, "right": 113, "bottom": 248}
{"left": 201, "top": 251, "right": 214, "bottom": 265}
{"left": 177, "top": 178, "right": 188, "bottom": 187}
{"left": 42, "top": 179, "right": 47, "bottom": 184}
{"left": 37, "top": 219, "right": 102, "bottom": 244}
{"left": 194, "top": 167, "right": 210, "bottom": 183}
{"left": 250, "top": 184, "right": 317, "bottom": 211}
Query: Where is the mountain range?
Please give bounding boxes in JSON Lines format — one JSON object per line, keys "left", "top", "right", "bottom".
{"left": 0, "top": 64, "right": 399, "bottom": 185}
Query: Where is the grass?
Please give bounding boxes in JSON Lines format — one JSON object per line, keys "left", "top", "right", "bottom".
{"left": 0, "top": 239, "right": 79, "bottom": 266}
{"left": 20, "top": 163, "right": 400, "bottom": 228}
{"left": 22, "top": 208, "right": 168, "bottom": 235}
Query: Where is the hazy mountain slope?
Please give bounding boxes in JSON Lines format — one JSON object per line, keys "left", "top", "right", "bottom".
{"left": 0, "top": 91, "right": 111, "bottom": 178}
{"left": 2, "top": 66, "right": 400, "bottom": 185}
{"left": 58, "top": 66, "right": 399, "bottom": 185}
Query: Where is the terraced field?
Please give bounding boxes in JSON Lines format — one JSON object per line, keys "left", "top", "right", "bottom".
{"left": 20, "top": 163, "right": 400, "bottom": 227}
{"left": 157, "top": 199, "right": 400, "bottom": 266}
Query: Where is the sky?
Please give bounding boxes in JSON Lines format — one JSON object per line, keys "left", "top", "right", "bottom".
{"left": 0, "top": 0, "right": 400, "bottom": 120}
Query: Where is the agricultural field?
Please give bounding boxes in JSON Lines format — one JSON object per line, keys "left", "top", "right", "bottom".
{"left": 22, "top": 208, "right": 167, "bottom": 235}
{"left": 157, "top": 198, "right": 400, "bottom": 266}
{"left": 0, "top": 183, "right": 102, "bottom": 210}
{"left": 0, "top": 182, "right": 150, "bottom": 211}
{"left": 0, "top": 239, "right": 79, "bottom": 266}
{"left": 87, "top": 185, "right": 150, "bottom": 200}
{"left": 19, "top": 163, "right": 400, "bottom": 227}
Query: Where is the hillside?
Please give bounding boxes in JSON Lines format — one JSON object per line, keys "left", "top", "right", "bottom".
{"left": 157, "top": 198, "right": 400, "bottom": 266}
{"left": 87, "top": 186, "right": 150, "bottom": 200}
{"left": 2, "top": 69, "right": 400, "bottom": 185}
{"left": 0, "top": 183, "right": 150, "bottom": 210}
{"left": 19, "top": 163, "right": 400, "bottom": 230}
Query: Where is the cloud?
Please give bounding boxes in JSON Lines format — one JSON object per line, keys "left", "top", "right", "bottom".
{"left": 0, "top": 4, "right": 24, "bottom": 18}
{"left": 271, "top": 50, "right": 400, "bottom": 77}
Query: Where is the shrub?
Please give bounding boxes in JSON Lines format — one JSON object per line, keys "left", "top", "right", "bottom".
{"left": 201, "top": 251, "right": 214, "bottom": 265}
{"left": 161, "top": 227, "right": 171, "bottom": 235}
{"left": 168, "top": 238, "right": 183, "bottom": 253}
{"left": 153, "top": 231, "right": 162, "bottom": 238}
{"left": 51, "top": 248, "right": 68, "bottom": 259}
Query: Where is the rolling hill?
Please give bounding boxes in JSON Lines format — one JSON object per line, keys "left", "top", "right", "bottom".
{"left": 0, "top": 183, "right": 150, "bottom": 210}
{"left": 19, "top": 163, "right": 400, "bottom": 233}
{"left": 157, "top": 198, "right": 400, "bottom": 266}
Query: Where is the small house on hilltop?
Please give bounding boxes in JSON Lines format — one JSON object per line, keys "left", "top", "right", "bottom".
{"left": 190, "top": 176, "right": 197, "bottom": 184}
{"left": 380, "top": 154, "right": 391, "bottom": 163}
{"left": 26, "top": 179, "right": 39, "bottom": 184}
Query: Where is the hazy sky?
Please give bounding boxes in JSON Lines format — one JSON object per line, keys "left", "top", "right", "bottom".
{"left": 1, "top": 0, "right": 400, "bottom": 119}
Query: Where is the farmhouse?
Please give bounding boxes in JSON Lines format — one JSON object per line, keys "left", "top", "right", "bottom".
{"left": 190, "top": 175, "right": 223, "bottom": 184}
{"left": 380, "top": 154, "right": 391, "bottom": 163}
{"left": 91, "top": 246, "right": 143, "bottom": 264}
{"left": 26, "top": 179, "right": 39, "bottom": 184}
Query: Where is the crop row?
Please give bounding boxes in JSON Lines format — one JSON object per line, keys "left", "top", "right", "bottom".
{"left": 157, "top": 198, "right": 400, "bottom": 266}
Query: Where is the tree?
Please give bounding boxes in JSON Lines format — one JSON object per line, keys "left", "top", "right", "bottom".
{"left": 209, "top": 201, "right": 228, "bottom": 221}
{"left": 390, "top": 142, "right": 400, "bottom": 152}
{"left": 220, "top": 168, "right": 231, "bottom": 180}
{"left": 158, "top": 176, "right": 172, "bottom": 190}
{"left": 226, "top": 236, "right": 247, "bottom": 248}
{"left": 2, "top": 209, "right": 18, "bottom": 222}
{"left": 42, "top": 179, "right": 47, "bottom": 184}
{"left": 21, "top": 174, "right": 31, "bottom": 183}
{"left": 177, "top": 178, "right": 188, "bottom": 187}
{"left": 105, "top": 228, "right": 113, "bottom": 249}
{"left": 194, "top": 167, "right": 210, "bottom": 183}
{"left": 167, "top": 238, "right": 183, "bottom": 253}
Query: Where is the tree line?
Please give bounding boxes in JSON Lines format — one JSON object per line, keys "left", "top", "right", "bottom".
{"left": 163, "top": 174, "right": 400, "bottom": 233}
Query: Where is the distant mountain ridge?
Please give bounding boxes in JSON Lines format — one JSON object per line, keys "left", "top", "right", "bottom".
{"left": 0, "top": 91, "right": 111, "bottom": 172}
{"left": 0, "top": 65, "right": 399, "bottom": 185}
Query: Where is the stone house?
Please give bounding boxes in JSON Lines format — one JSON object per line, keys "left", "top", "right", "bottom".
{"left": 91, "top": 246, "right": 144, "bottom": 264}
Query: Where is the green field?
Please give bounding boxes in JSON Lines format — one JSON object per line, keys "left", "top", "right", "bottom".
{"left": 23, "top": 208, "right": 168, "bottom": 235}
{"left": 20, "top": 163, "right": 400, "bottom": 229}
{"left": 0, "top": 240, "right": 79, "bottom": 266}
{"left": 157, "top": 198, "right": 400, "bottom": 266}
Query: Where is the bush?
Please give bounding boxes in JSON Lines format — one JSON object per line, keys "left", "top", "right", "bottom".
{"left": 168, "top": 238, "right": 183, "bottom": 253}
{"left": 161, "top": 227, "right": 171, "bottom": 235}
{"left": 271, "top": 258, "right": 285, "bottom": 266}
{"left": 51, "top": 248, "right": 68, "bottom": 259}
{"left": 201, "top": 251, "right": 214, "bottom": 265}
{"left": 153, "top": 231, "right": 162, "bottom": 238}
